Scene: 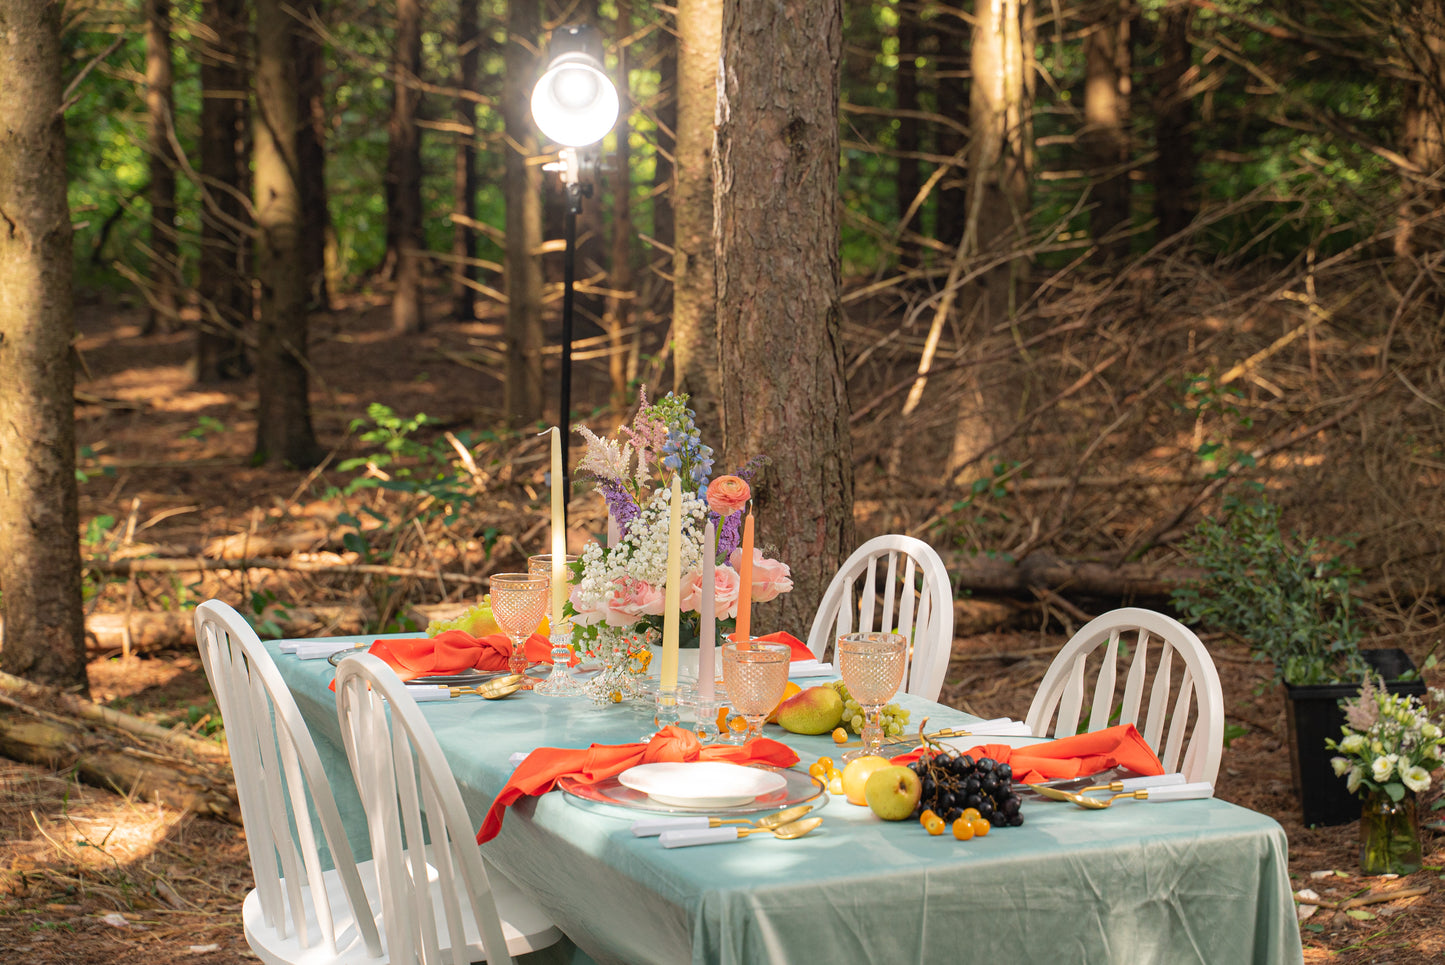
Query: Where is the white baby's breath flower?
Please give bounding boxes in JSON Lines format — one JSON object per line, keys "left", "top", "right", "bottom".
{"left": 1371, "top": 756, "right": 1394, "bottom": 783}
{"left": 1402, "top": 765, "right": 1432, "bottom": 794}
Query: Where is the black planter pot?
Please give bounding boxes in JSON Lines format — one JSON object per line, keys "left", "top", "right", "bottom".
{"left": 1283, "top": 648, "right": 1427, "bottom": 827}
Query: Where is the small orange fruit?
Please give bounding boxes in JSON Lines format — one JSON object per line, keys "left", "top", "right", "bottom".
{"left": 925, "top": 817, "right": 945, "bottom": 836}
{"left": 971, "top": 819, "right": 990, "bottom": 837}
{"left": 951, "top": 818, "right": 975, "bottom": 841}
{"left": 808, "top": 762, "right": 828, "bottom": 779}
{"left": 832, "top": 727, "right": 848, "bottom": 744}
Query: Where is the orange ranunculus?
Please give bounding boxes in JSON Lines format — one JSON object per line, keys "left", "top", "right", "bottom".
{"left": 707, "top": 475, "right": 750, "bottom": 516}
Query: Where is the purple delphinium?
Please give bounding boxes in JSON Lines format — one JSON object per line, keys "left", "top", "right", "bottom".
{"left": 715, "top": 508, "right": 745, "bottom": 561}
{"left": 598, "top": 479, "right": 641, "bottom": 539}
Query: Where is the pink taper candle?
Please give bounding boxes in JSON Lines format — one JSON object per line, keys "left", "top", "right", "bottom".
{"left": 659, "top": 475, "right": 683, "bottom": 690}
{"left": 549, "top": 427, "right": 566, "bottom": 630}
{"left": 698, "top": 519, "right": 716, "bottom": 699}
{"left": 734, "top": 512, "right": 754, "bottom": 648}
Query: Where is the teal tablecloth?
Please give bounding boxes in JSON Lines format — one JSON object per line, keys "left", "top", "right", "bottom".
{"left": 270, "top": 636, "right": 1304, "bottom": 965}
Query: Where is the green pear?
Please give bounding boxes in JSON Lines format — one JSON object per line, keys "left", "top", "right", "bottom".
{"left": 864, "top": 765, "right": 922, "bottom": 820}
{"left": 775, "top": 685, "right": 845, "bottom": 735}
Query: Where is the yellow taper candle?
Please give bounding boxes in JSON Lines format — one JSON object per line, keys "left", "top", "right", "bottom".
{"left": 660, "top": 475, "right": 683, "bottom": 690}
{"left": 734, "top": 512, "right": 754, "bottom": 648}
{"left": 550, "top": 426, "right": 566, "bottom": 629}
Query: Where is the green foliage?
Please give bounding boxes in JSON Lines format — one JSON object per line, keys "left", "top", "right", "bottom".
{"left": 184, "top": 415, "right": 226, "bottom": 440}
{"left": 1174, "top": 373, "right": 1257, "bottom": 479}
{"left": 330, "top": 404, "right": 490, "bottom": 631}
{"left": 248, "top": 589, "right": 292, "bottom": 640}
{"left": 932, "top": 459, "right": 1024, "bottom": 557}
{"left": 1171, "top": 494, "right": 1368, "bottom": 687}
{"left": 75, "top": 445, "right": 115, "bottom": 485}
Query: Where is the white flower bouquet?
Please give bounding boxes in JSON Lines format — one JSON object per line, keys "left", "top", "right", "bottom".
{"left": 565, "top": 390, "right": 792, "bottom": 685}
{"left": 1327, "top": 673, "right": 1445, "bottom": 801}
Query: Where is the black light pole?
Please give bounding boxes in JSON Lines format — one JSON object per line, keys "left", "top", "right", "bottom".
{"left": 531, "top": 25, "right": 617, "bottom": 509}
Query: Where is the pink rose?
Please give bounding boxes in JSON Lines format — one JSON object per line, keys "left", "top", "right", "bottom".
{"left": 568, "top": 585, "right": 607, "bottom": 627}
{"left": 679, "top": 565, "right": 743, "bottom": 620}
{"left": 728, "top": 549, "right": 793, "bottom": 603}
{"left": 592, "top": 577, "right": 666, "bottom": 627}
{"left": 706, "top": 475, "right": 750, "bottom": 517}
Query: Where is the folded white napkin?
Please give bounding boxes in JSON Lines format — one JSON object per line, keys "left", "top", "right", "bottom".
{"left": 958, "top": 718, "right": 1033, "bottom": 737}
{"left": 283, "top": 641, "right": 366, "bottom": 660}
{"left": 787, "top": 659, "right": 834, "bottom": 678}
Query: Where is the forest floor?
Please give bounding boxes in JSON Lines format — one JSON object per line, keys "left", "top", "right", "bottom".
{"left": 2, "top": 291, "right": 1443, "bottom": 963}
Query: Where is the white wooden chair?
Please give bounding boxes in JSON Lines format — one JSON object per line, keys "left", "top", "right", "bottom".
{"left": 334, "top": 653, "right": 562, "bottom": 965}
{"left": 1024, "top": 607, "right": 1225, "bottom": 785}
{"left": 193, "top": 599, "right": 386, "bottom": 965}
{"left": 806, "top": 535, "right": 955, "bottom": 701}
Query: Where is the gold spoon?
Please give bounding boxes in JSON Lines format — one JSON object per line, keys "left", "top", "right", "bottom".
{"left": 1027, "top": 785, "right": 1150, "bottom": 809}
{"left": 710, "top": 804, "right": 816, "bottom": 830}
{"left": 732, "top": 816, "right": 824, "bottom": 840}
{"left": 447, "top": 674, "right": 525, "bottom": 699}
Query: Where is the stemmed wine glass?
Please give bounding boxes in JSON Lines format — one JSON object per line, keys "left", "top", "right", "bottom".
{"left": 836, "top": 632, "right": 907, "bottom": 762}
{"left": 527, "top": 553, "right": 584, "bottom": 697}
{"left": 719, "top": 640, "right": 791, "bottom": 743}
{"left": 488, "top": 573, "right": 549, "bottom": 689}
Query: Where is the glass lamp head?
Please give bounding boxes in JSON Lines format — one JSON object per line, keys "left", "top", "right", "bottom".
{"left": 530, "top": 50, "right": 619, "bottom": 148}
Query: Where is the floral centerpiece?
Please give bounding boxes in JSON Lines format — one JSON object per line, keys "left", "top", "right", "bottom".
{"left": 565, "top": 390, "right": 792, "bottom": 702}
{"left": 1326, "top": 674, "right": 1445, "bottom": 874}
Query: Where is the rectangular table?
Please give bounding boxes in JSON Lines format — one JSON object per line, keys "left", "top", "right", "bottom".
{"left": 270, "top": 635, "right": 1305, "bottom": 965}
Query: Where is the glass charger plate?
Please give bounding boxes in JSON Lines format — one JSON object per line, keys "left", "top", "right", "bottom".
{"left": 558, "top": 764, "right": 825, "bottom": 817}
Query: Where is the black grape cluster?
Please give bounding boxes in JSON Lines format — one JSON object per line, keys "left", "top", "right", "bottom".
{"left": 909, "top": 752, "right": 1024, "bottom": 828}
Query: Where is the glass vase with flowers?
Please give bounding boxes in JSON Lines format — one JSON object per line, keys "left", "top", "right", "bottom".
{"left": 565, "top": 390, "right": 792, "bottom": 705}
{"left": 1327, "top": 674, "right": 1445, "bottom": 875}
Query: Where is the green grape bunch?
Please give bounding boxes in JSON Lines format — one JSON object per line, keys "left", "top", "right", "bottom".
{"left": 829, "top": 680, "right": 910, "bottom": 737}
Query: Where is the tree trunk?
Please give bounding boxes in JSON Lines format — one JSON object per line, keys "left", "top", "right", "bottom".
{"left": 295, "top": 0, "right": 331, "bottom": 312}
{"left": 671, "top": 0, "right": 722, "bottom": 440}
{"left": 390, "top": 0, "right": 426, "bottom": 333}
{"left": 253, "top": 0, "right": 324, "bottom": 467}
{"left": 1396, "top": 0, "right": 1445, "bottom": 263}
{"left": 1152, "top": 0, "right": 1194, "bottom": 243}
{"left": 896, "top": 1, "right": 921, "bottom": 267}
{"left": 604, "top": 1, "right": 635, "bottom": 415}
{"left": 144, "top": 0, "right": 180, "bottom": 333}
{"left": 503, "top": 0, "right": 544, "bottom": 427}
{"left": 966, "top": 0, "right": 1031, "bottom": 327}
{"left": 451, "top": 0, "right": 481, "bottom": 321}
{"left": 714, "top": 0, "right": 855, "bottom": 633}
{"left": 934, "top": 12, "right": 969, "bottom": 248}
{"left": 0, "top": 0, "right": 88, "bottom": 694}
{"left": 196, "top": 0, "right": 253, "bottom": 383}
{"left": 652, "top": 28, "right": 676, "bottom": 253}
{"left": 1083, "top": 0, "right": 1131, "bottom": 264}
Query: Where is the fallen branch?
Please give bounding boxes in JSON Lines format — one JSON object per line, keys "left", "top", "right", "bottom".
{"left": 0, "top": 691, "right": 239, "bottom": 825}
{"left": 1296, "top": 885, "right": 1431, "bottom": 910}
{"left": 0, "top": 671, "right": 229, "bottom": 762}
{"left": 85, "top": 555, "right": 489, "bottom": 584}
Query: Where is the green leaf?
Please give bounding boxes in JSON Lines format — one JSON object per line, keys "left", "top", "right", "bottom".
{"left": 1303, "top": 923, "right": 1325, "bottom": 933}
{"left": 1345, "top": 909, "right": 1376, "bottom": 921}
{"left": 1385, "top": 782, "right": 1405, "bottom": 802}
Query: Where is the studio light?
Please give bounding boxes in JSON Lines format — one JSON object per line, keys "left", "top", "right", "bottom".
{"left": 529, "top": 25, "right": 619, "bottom": 507}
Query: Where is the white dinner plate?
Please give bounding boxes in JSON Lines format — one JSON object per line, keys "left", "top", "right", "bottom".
{"left": 616, "top": 761, "right": 789, "bottom": 809}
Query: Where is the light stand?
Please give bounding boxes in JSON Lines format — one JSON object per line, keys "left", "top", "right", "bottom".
{"left": 530, "top": 25, "right": 618, "bottom": 506}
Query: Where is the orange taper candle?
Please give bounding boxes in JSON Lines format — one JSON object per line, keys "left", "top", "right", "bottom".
{"left": 734, "top": 511, "right": 754, "bottom": 648}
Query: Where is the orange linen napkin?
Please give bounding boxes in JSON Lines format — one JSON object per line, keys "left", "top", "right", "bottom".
{"left": 327, "top": 629, "right": 556, "bottom": 690}
{"left": 476, "top": 725, "right": 800, "bottom": 843}
{"left": 890, "top": 723, "right": 1165, "bottom": 785}
{"left": 751, "top": 630, "right": 815, "bottom": 662}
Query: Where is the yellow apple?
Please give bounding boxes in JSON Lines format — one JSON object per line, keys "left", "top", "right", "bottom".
{"left": 841, "top": 755, "right": 892, "bottom": 806}
{"left": 864, "top": 765, "right": 922, "bottom": 820}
